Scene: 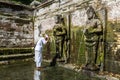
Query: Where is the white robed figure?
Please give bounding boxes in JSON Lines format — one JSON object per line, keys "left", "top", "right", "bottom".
{"left": 34, "top": 34, "right": 48, "bottom": 69}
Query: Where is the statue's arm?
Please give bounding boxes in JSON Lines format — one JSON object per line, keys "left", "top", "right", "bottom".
{"left": 56, "top": 27, "right": 67, "bottom": 36}
{"left": 94, "top": 20, "right": 103, "bottom": 33}
{"left": 90, "top": 20, "right": 103, "bottom": 34}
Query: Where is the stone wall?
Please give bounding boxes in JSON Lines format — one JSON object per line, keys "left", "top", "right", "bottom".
{"left": 33, "top": 0, "right": 120, "bottom": 73}
{"left": 34, "top": 0, "right": 120, "bottom": 42}
{"left": 33, "top": 0, "right": 88, "bottom": 43}
{"left": 0, "top": 1, "right": 33, "bottom": 48}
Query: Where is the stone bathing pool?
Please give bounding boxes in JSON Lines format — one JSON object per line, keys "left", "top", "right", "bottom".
{"left": 0, "top": 60, "right": 106, "bottom": 80}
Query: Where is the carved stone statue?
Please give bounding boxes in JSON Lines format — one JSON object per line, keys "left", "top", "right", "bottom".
{"left": 50, "top": 15, "right": 68, "bottom": 66}
{"left": 53, "top": 15, "right": 67, "bottom": 60}
{"left": 83, "top": 6, "right": 103, "bottom": 71}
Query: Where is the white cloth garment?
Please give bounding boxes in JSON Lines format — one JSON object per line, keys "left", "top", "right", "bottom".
{"left": 34, "top": 69, "right": 41, "bottom": 80}
{"left": 35, "top": 50, "right": 42, "bottom": 67}
{"left": 35, "top": 37, "right": 47, "bottom": 67}
{"left": 35, "top": 37, "right": 47, "bottom": 51}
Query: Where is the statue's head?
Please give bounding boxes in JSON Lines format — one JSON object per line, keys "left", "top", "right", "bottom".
{"left": 54, "top": 15, "right": 62, "bottom": 24}
{"left": 93, "top": 0, "right": 102, "bottom": 8}
{"left": 86, "top": 6, "right": 96, "bottom": 20}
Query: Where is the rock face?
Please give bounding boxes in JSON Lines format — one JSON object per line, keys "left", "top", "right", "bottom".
{"left": 0, "top": 1, "right": 33, "bottom": 48}
{"left": 0, "top": 0, "right": 120, "bottom": 74}
{"left": 33, "top": 0, "right": 120, "bottom": 43}
{"left": 32, "top": 0, "right": 120, "bottom": 74}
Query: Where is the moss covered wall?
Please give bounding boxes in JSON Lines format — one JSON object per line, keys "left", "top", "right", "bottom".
{"left": 105, "top": 21, "right": 120, "bottom": 74}
{"left": 34, "top": 0, "right": 120, "bottom": 74}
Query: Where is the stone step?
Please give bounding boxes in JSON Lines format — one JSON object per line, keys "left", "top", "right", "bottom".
{"left": 0, "top": 53, "right": 34, "bottom": 61}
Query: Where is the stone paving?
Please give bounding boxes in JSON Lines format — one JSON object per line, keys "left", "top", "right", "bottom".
{"left": 43, "top": 60, "right": 120, "bottom": 80}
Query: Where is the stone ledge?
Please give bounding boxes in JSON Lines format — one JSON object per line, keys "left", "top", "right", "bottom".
{"left": 43, "top": 59, "right": 120, "bottom": 80}
{"left": 35, "top": 0, "right": 54, "bottom": 9}
{"left": 0, "top": 53, "right": 34, "bottom": 61}
{"left": 0, "top": 58, "right": 33, "bottom": 65}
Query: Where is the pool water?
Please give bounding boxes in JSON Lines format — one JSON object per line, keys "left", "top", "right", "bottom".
{"left": 0, "top": 60, "right": 106, "bottom": 80}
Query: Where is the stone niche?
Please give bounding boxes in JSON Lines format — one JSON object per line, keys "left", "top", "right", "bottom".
{"left": 0, "top": 1, "right": 33, "bottom": 48}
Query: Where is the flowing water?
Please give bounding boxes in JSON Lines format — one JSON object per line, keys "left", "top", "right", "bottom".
{"left": 0, "top": 60, "right": 106, "bottom": 80}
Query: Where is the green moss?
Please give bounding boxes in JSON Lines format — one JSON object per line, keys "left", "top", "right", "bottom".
{"left": 43, "top": 26, "right": 86, "bottom": 64}
{"left": 106, "top": 21, "right": 115, "bottom": 42}
{"left": 0, "top": 48, "right": 33, "bottom": 55}
{"left": 45, "top": 29, "right": 53, "bottom": 36}
{"left": 0, "top": 12, "right": 13, "bottom": 17}
{"left": 71, "top": 26, "right": 85, "bottom": 65}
